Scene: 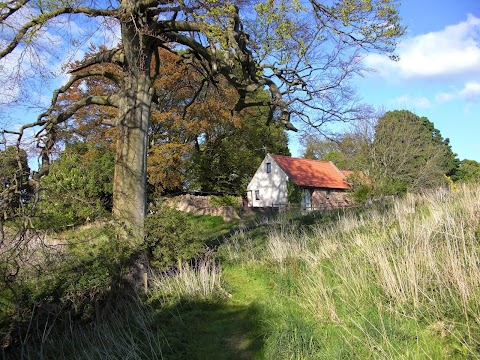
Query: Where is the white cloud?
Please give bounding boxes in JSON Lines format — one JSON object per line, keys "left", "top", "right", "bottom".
{"left": 459, "top": 81, "right": 480, "bottom": 100}
{"left": 394, "top": 95, "right": 432, "bottom": 108}
{"left": 366, "top": 14, "right": 480, "bottom": 79}
{"left": 432, "top": 81, "right": 480, "bottom": 103}
{"left": 435, "top": 92, "right": 456, "bottom": 103}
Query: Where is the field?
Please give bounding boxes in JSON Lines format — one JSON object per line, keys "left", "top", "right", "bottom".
{"left": 4, "top": 184, "right": 480, "bottom": 359}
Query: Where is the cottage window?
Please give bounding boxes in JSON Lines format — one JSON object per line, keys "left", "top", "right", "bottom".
{"left": 255, "top": 190, "right": 260, "bottom": 200}
{"left": 266, "top": 162, "right": 272, "bottom": 173}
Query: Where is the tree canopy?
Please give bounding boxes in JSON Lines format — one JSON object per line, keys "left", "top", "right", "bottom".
{"left": 452, "top": 159, "right": 480, "bottom": 184}
{"left": 56, "top": 47, "right": 289, "bottom": 196}
{"left": 371, "top": 110, "right": 458, "bottom": 194}
{"left": 0, "top": 0, "right": 405, "bottom": 237}
{"left": 302, "top": 109, "right": 460, "bottom": 196}
{"left": 302, "top": 131, "right": 370, "bottom": 171}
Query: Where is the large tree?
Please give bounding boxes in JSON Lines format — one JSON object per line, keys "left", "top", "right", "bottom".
{"left": 57, "top": 47, "right": 289, "bottom": 196}
{"left": 0, "top": 0, "right": 404, "bottom": 238}
{"left": 146, "top": 49, "right": 290, "bottom": 195}
{"left": 371, "top": 110, "right": 458, "bottom": 194}
{"left": 189, "top": 108, "right": 290, "bottom": 194}
{"left": 302, "top": 109, "right": 460, "bottom": 196}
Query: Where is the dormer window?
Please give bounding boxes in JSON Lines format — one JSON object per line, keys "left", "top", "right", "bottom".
{"left": 266, "top": 162, "right": 272, "bottom": 173}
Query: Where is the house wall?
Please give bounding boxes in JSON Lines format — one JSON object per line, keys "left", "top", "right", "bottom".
{"left": 246, "top": 154, "right": 289, "bottom": 207}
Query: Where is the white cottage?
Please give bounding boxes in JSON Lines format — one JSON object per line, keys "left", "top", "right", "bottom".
{"left": 246, "top": 154, "right": 354, "bottom": 210}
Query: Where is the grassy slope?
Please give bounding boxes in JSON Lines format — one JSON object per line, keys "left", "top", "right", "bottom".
{"left": 157, "top": 185, "right": 480, "bottom": 359}
{"left": 150, "top": 262, "right": 334, "bottom": 360}
{"left": 8, "top": 185, "right": 480, "bottom": 359}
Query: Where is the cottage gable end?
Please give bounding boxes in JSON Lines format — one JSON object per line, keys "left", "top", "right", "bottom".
{"left": 246, "top": 154, "right": 290, "bottom": 207}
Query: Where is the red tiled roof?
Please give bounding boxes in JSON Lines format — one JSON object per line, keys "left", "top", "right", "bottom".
{"left": 271, "top": 154, "right": 351, "bottom": 189}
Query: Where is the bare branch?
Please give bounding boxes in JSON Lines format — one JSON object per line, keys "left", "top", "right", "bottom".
{"left": 38, "top": 94, "right": 119, "bottom": 126}
{"left": 163, "top": 30, "right": 297, "bottom": 130}
{"left": 36, "top": 71, "right": 120, "bottom": 130}
{"left": 0, "top": 5, "right": 116, "bottom": 60}
{"left": 0, "top": 0, "right": 30, "bottom": 23}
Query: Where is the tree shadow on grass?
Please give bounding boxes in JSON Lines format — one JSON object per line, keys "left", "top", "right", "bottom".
{"left": 151, "top": 298, "right": 266, "bottom": 360}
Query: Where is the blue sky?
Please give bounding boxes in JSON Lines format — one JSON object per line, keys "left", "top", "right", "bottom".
{"left": 357, "top": 0, "right": 480, "bottom": 162}
{"left": 1, "top": 1, "right": 478, "bottom": 163}
{"left": 290, "top": 1, "right": 480, "bottom": 161}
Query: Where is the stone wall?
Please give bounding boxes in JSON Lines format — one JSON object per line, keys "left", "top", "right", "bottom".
{"left": 164, "top": 194, "right": 242, "bottom": 221}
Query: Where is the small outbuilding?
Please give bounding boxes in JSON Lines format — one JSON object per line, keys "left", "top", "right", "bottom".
{"left": 246, "top": 154, "right": 354, "bottom": 210}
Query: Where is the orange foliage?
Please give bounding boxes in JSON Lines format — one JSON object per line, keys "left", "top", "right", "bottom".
{"left": 60, "top": 46, "right": 244, "bottom": 193}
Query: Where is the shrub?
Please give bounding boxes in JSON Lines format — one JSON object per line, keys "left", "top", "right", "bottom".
{"left": 144, "top": 205, "right": 203, "bottom": 269}
{"left": 287, "top": 180, "right": 302, "bottom": 204}
{"left": 37, "top": 143, "right": 114, "bottom": 231}
{"left": 0, "top": 223, "right": 135, "bottom": 355}
{"left": 352, "top": 183, "right": 373, "bottom": 203}
{"left": 209, "top": 195, "right": 239, "bottom": 207}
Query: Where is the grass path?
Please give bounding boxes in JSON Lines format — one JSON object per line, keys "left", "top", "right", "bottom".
{"left": 154, "top": 265, "right": 275, "bottom": 359}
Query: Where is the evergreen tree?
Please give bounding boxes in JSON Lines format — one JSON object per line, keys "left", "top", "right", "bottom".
{"left": 371, "top": 110, "right": 458, "bottom": 194}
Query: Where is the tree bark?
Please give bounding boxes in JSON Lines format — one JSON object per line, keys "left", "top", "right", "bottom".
{"left": 112, "top": 7, "right": 155, "bottom": 240}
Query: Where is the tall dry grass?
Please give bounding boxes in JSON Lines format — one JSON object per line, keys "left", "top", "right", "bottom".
{"left": 149, "top": 258, "right": 225, "bottom": 303}
{"left": 265, "top": 184, "right": 480, "bottom": 356}
{"left": 14, "top": 299, "right": 164, "bottom": 360}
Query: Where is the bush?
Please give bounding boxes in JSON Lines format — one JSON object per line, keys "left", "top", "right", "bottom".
{"left": 37, "top": 142, "right": 114, "bottom": 231}
{"left": 145, "top": 205, "right": 203, "bottom": 269}
{"left": 209, "top": 195, "right": 239, "bottom": 207}
{"left": 0, "top": 223, "right": 135, "bottom": 354}
{"left": 287, "top": 180, "right": 302, "bottom": 204}
{"left": 352, "top": 183, "right": 373, "bottom": 203}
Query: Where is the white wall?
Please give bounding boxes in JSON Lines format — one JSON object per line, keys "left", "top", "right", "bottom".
{"left": 246, "top": 154, "right": 289, "bottom": 207}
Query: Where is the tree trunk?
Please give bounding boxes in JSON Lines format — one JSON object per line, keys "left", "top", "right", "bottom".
{"left": 112, "top": 10, "right": 154, "bottom": 241}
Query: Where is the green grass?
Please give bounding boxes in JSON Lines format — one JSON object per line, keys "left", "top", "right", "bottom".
{"left": 215, "top": 185, "right": 480, "bottom": 358}
{"left": 147, "top": 263, "right": 338, "bottom": 359}
{"left": 149, "top": 266, "right": 271, "bottom": 360}
{"left": 5, "top": 184, "right": 480, "bottom": 359}
{"left": 184, "top": 213, "right": 240, "bottom": 243}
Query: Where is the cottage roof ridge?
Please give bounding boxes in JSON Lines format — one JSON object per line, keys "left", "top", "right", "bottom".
{"left": 328, "top": 160, "right": 350, "bottom": 180}
{"left": 270, "top": 153, "right": 331, "bottom": 163}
